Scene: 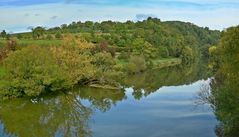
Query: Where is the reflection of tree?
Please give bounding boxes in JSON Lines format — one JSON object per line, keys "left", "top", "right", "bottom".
{"left": 0, "top": 93, "right": 92, "bottom": 137}
{"left": 59, "top": 94, "right": 92, "bottom": 137}
{"left": 196, "top": 78, "right": 239, "bottom": 137}
{"left": 210, "top": 78, "right": 239, "bottom": 137}
{"left": 122, "top": 61, "right": 210, "bottom": 100}
{"left": 79, "top": 88, "right": 126, "bottom": 112}
{"left": 194, "top": 81, "right": 215, "bottom": 109}
{"left": 0, "top": 88, "right": 126, "bottom": 137}
{"left": 132, "top": 89, "right": 143, "bottom": 100}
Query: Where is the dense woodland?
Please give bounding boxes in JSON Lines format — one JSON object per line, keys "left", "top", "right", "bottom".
{"left": 2, "top": 17, "right": 220, "bottom": 61}
{"left": 207, "top": 26, "right": 239, "bottom": 137}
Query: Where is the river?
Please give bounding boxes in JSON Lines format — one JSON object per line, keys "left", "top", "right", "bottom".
{"left": 0, "top": 64, "right": 219, "bottom": 137}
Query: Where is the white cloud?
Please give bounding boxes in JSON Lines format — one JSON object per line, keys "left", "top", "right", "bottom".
{"left": 0, "top": 2, "right": 238, "bottom": 32}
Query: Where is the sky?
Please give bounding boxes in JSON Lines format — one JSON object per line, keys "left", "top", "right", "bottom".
{"left": 0, "top": 0, "right": 239, "bottom": 33}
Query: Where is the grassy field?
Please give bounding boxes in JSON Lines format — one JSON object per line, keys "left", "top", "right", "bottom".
{"left": 16, "top": 39, "right": 63, "bottom": 46}
{"left": 116, "top": 58, "right": 182, "bottom": 70}
{"left": 0, "top": 39, "right": 63, "bottom": 47}
{"left": 151, "top": 58, "right": 182, "bottom": 69}
{"left": 0, "top": 67, "right": 6, "bottom": 87}
{"left": 0, "top": 67, "right": 5, "bottom": 76}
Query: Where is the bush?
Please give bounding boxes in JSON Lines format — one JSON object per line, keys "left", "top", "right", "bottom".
{"left": 127, "top": 55, "right": 146, "bottom": 74}
{"left": 92, "top": 52, "right": 116, "bottom": 73}
{"left": 0, "top": 38, "right": 18, "bottom": 62}
{"left": 55, "top": 32, "right": 62, "bottom": 39}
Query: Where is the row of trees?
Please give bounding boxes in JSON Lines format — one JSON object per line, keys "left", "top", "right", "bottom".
{"left": 0, "top": 36, "right": 122, "bottom": 98}
{"left": 208, "top": 26, "right": 239, "bottom": 137}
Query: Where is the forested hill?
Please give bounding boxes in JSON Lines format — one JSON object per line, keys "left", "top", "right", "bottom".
{"left": 0, "top": 18, "right": 222, "bottom": 98}
{"left": 12, "top": 17, "right": 221, "bottom": 62}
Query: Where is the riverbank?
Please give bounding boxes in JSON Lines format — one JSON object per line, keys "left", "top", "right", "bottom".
{"left": 0, "top": 57, "right": 181, "bottom": 93}
{"left": 0, "top": 36, "right": 184, "bottom": 98}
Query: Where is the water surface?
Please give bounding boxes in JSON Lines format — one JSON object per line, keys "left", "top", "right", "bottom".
{"left": 0, "top": 65, "right": 218, "bottom": 137}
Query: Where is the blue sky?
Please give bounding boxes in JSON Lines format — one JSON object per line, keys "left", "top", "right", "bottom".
{"left": 0, "top": 0, "right": 239, "bottom": 33}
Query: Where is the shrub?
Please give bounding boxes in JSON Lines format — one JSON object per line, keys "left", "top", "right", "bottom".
{"left": 0, "top": 38, "right": 18, "bottom": 62}
{"left": 50, "top": 45, "right": 95, "bottom": 85}
{"left": 55, "top": 32, "right": 62, "bottom": 39}
{"left": 92, "top": 52, "right": 116, "bottom": 73}
{"left": 127, "top": 55, "right": 147, "bottom": 74}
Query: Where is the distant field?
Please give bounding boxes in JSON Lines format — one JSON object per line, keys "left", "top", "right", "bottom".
{"left": 116, "top": 58, "right": 182, "bottom": 70}
{"left": 17, "top": 39, "right": 63, "bottom": 46}
{"left": 0, "top": 39, "right": 63, "bottom": 47}
{"left": 151, "top": 58, "right": 182, "bottom": 69}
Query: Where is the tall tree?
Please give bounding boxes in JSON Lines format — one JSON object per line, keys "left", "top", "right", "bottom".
{"left": 32, "top": 26, "right": 45, "bottom": 39}
{"left": 0, "top": 30, "right": 7, "bottom": 38}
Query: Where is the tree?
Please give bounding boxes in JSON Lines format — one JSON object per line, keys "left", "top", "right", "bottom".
{"left": 32, "top": 26, "right": 45, "bottom": 39}
{"left": 0, "top": 30, "right": 7, "bottom": 38}
{"left": 209, "top": 26, "right": 239, "bottom": 137}
{"left": 1, "top": 46, "right": 67, "bottom": 97}
{"left": 180, "top": 46, "right": 194, "bottom": 64}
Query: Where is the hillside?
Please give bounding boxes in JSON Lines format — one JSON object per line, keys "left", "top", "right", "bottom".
{"left": 8, "top": 18, "right": 221, "bottom": 62}
{"left": 0, "top": 18, "right": 221, "bottom": 98}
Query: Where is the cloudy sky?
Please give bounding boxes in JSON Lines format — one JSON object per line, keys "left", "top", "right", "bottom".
{"left": 0, "top": 0, "right": 239, "bottom": 33}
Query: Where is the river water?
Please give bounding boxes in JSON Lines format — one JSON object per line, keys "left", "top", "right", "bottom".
{"left": 0, "top": 64, "right": 219, "bottom": 137}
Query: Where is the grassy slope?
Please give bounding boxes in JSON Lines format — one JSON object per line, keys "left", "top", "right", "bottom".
{"left": 151, "top": 58, "right": 182, "bottom": 69}
{"left": 116, "top": 58, "right": 182, "bottom": 69}
{"left": 0, "top": 67, "right": 5, "bottom": 87}
{"left": 0, "top": 39, "right": 62, "bottom": 47}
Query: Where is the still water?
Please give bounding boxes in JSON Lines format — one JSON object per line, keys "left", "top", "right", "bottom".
{"left": 0, "top": 65, "right": 218, "bottom": 137}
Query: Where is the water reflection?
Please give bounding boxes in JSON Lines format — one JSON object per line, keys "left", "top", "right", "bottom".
{"left": 210, "top": 78, "right": 239, "bottom": 137}
{"left": 196, "top": 76, "right": 239, "bottom": 137}
{"left": 0, "top": 93, "right": 92, "bottom": 137}
{"left": 122, "top": 62, "right": 210, "bottom": 98}
{"left": 0, "top": 63, "right": 217, "bottom": 137}
{"left": 79, "top": 88, "right": 126, "bottom": 112}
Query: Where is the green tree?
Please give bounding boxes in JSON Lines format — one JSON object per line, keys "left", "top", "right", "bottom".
{"left": 1, "top": 46, "right": 67, "bottom": 97}
{"left": 180, "top": 46, "right": 194, "bottom": 64}
{"left": 209, "top": 26, "right": 239, "bottom": 137}
{"left": 32, "top": 26, "right": 45, "bottom": 39}
{"left": 0, "top": 30, "right": 7, "bottom": 38}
